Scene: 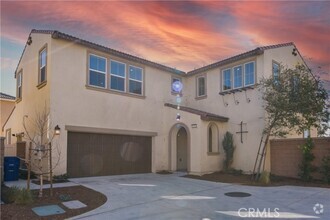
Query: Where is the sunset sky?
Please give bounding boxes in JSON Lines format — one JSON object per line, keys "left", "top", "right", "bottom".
{"left": 1, "top": 1, "right": 329, "bottom": 96}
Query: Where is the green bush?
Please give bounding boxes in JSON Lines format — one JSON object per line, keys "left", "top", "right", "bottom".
{"left": 259, "top": 171, "right": 270, "bottom": 185}
{"left": 53, "top": 173, "right": 68, "bottom": 180}
{"left": 222, "top": 132, "right": 235, "bottom": 171}
{"left": 320, "top": 155, "right": 330, "bottom": 184}
{"left": 298, "top": 137, "right": 317, "bottom": 181}
{"left": 14, "top": 188, "right": 34, "bottom": 205}
{"left": 2, "top": 186, "right": 20, "bottom": 203}
{"left": 2, "top": 186, "right": 33, "bottom": 205}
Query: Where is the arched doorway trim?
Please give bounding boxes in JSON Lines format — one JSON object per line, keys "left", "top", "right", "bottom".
{"left": 168, "top": 123, "right": 191, "bottom": 172}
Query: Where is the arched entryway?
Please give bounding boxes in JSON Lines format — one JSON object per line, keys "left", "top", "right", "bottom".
{"left": 169, "top": 123, "right": 190, "bottom": 172}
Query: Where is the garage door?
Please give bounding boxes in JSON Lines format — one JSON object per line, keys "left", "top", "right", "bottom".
{"left": 67, "top": 132, "right": 152, "bottom": 178}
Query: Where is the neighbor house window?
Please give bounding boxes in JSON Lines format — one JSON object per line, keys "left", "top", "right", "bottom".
{"left": 17, "top": 71, "right": 22, "bottom": 99}
{"left": 233, "top": 65, "right": 243, "bottom": 88}
{"left": 89, "top": 54, "right": 106, "bottom": 88}
{"left": 129, "top": 65, "right": 143, "bottom": 95}
{"left": 208, "top": 123, "right": 219, "bottom": 153}
{"left": 110, "top": 60, "right": 126, "bottom": 92}
{"left": 303, "top": 129, "right": 310, "bottom": 138}
{"left": 39, "top": 47, "right": 47, "bottom": 84}
{"left": 171, "top": 77, "right": 181, "bottom": 93}
{"left": 197, "top": 75, "right": 206, "bottom": 97}
{"left": 5, "top": 129, "right": 11, "bottom": 145}
{"left": 244, "top": 62, "right": 255, "bottom": 86}
{"left": 273, "top": 61, "right": 280, "bottom": 83}
{"left": 222, "top": 69, "right": 231, "bottom": 91}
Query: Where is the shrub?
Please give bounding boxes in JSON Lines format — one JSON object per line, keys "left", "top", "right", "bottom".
{"left": 222, "top": 132, "right": 235, "bottom": 171}
{"left": 1, "top": 186, "right": 33, "bottom": 205}
{"left": 259, "top": 171, "right": 270, "bottom": 185}
{"left": 2, "top": 186, "right": 20, "bottom": 203}
{"left": 53, "top": 173, "right": 68, "bottom": 180}
{"left": 298, "top": 137, "right": 317, "bottom": 181}
{"left": 14, "top": 188, "right": 34, "bottom": 205}
{"left": 320, "top": 155, "right": 330, "bottom": 184}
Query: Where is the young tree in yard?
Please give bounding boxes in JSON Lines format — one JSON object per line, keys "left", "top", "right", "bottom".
{"left": 22, "top": 105, "right": 61, "bottom": 197}
{"left": 253, "top": 64, "right": 329, "bottom": 180}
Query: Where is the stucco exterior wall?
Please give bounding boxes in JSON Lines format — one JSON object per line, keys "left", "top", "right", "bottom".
{"left": 3, "top": 33, "right": 52, "bottom": 158}
{"left": 49, "top": 38, "right": 197, "bottom": 175}
{"left": 0, "top": 100, "right": 15, "bottom": 134}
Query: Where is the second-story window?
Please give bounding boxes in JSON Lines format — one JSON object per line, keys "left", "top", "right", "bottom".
{"left": 197, "top": 76, "right": 206, "bottom": 97}
{"left": 17, "top": 71, "right": 22, "bottom": 99}
{"left": 110, "top": 60, "right": 126, "bottom": 92}
{"left": 233, "top": 65, "right": 243, "bottom": 88}
{"left": 129, "top": 65, "right": 143, "bottom": 95}
{"left": 273, "top": 61, "right": 280, "bottom": 83}
{"left": 244, "top": 62, "right": 255, "bottom": 86}
{"left": 39, "top": 47, "right": 47, "bottom": 84}
{"left": 222, "top": 69, "right": 231, "bottom": 91}
{"left": 89, "top": 54, "right": 106, "bottom": 88}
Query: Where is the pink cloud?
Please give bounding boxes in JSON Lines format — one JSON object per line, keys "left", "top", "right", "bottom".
{"left": 1, "top": 1, "right": 329, "bottom": 76}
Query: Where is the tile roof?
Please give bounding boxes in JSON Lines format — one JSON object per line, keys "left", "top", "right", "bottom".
{"left": 187, "top": 42, "right": 295, "bottom": 76}
{"left": 31, "top": 29, "right": 185, "bottom": 75}
{"left": 14, "top": 29, "right": 298, "bottom": 78}
{"left": 0, "top": 92, "right": 15, "bottom": 100}
{"left": 165, "top": 103, "right": 228, "bottom": 122}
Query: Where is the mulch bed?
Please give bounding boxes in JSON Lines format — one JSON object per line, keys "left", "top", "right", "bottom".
{"left": 185, "top": 171, "right": 330, "bottom": 188}
{"left": 0, "top": 185, "right": 107, "bottom": 220}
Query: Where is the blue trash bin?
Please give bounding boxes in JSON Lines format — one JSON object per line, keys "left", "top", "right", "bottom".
{"left": 4, "top": 157, "right": 20, "bottom": 181}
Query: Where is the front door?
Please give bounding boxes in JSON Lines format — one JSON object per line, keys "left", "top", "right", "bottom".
{"left": 176, "top": 127, "right": 187, "bottom": 171}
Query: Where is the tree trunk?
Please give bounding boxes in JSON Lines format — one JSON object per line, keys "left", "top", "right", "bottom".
{"left": 49, "top": 142, "right": 53, "bottom": 196}
{"left": 27, "top": 143, "right": 32, "bottom": 190}
{"left": 39, "top": 174, "right": 43, "bottom": 197}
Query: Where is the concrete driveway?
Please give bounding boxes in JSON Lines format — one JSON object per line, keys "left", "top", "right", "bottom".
{"left": 69, "top": 173, "right": 329, "bottom": 219}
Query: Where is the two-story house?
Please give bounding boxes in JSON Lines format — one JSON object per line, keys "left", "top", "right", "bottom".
{"left": 3, "top": 30, "right": 309, "bottom": 177}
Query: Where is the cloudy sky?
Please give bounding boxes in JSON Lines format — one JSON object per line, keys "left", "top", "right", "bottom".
{"left": 1, "top": 1, "right": 329, "bottom": 96}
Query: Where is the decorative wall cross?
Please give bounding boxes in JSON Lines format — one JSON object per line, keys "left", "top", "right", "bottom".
{"left": 236, "top": 121, "right": 248, "bottom": 143}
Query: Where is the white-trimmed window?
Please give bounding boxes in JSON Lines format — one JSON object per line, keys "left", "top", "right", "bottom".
{"left": 5, "top": 129, "right": 11, "bottom": 145}
{"left": 244, "top": 62, "right": 255, "bottom": 86}
{"left": 39, "top": 48, "right": 47, "bottom": 84}
{"left": 197, "top": 76, "right": 206, "bottom": 97}
{"left": 129, "top": 65, "right": 143, "bottom": 95}
{"left": 222, "top": 69, "right": 231, "bottom": 91}
{"left": 233, "top": 65, "right": 243, "bottom": 88}
{"left": 110, "top": 60, "right": 126, "bottom": 92}
{"left": 89, "top": 54, "right": 106, "bottom": 88}
{"left": 17, "top": 71, "right": 22, "bottom": 99}
{"left": 273, "top": 61, "right": 280, "bottom": 82}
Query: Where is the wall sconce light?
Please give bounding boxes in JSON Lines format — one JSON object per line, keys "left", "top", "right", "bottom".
{"left": 27, "top": 36, "right": 32, "bottom": 45}
{"left": 176, "top": 113, "right": 181, "bottom": 121}
{"left": 54, "top": 125, "right": 61, "bottom": 135}
{"left": 292, "top": 48, "right": 297, "bottom": 56}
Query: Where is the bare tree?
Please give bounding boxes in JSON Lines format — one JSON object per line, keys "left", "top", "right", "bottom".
{"left": 22, "top": 104, "right": 61, "bottom": 197}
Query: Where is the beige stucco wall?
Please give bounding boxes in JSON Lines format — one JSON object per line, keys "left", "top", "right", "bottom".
{"left": 3, "top": 33, "right": 52, "bottom": 160}
{"left": 49, "top": 38, "right": 204, "bottom": 175}
{"left": 1, "top": 99, "right": 15, "bottom": 134}
{"left": 183, "top": 45, "right": 308, "bottom": 173}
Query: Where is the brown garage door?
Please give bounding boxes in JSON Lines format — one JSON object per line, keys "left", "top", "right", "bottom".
{"left": 67, "top": 132, "right": 152, "bottom": 178}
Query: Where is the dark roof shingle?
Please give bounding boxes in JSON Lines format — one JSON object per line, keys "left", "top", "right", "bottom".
{"left": 187, "top": 42, "right": 295, "bottom": 76}
{"left": 165, "top": 103, "right": 228, "bottom": 122}
{"left": 31, "top": 29, "right": 185, "bottom": 75}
